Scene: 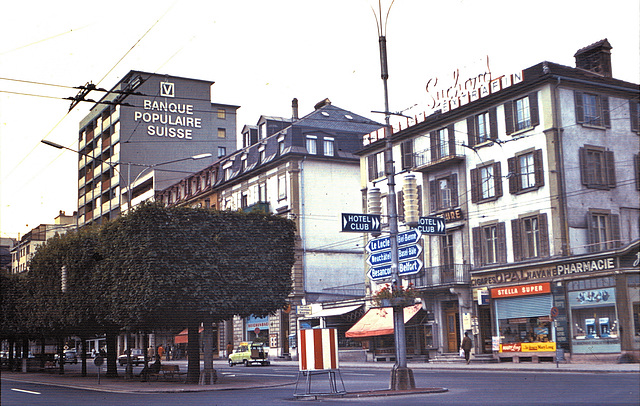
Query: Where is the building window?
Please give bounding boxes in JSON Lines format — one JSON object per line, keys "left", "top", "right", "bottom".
{"left": 441, "top": 234, "right": 454, "bottom": 269}
{"left": 504, "top": 92, "right": 539, "bottom": 134}
{"left": 278, "top": 175, "right": 287, "bottom": 200}
{"left": 306, "top": 136, "right": 317, "bottom": 154}
{"left": 630, "top": 100, "right": 639, "bottom": 133}
{"left": 587, "top": 210, "right": 620, "bottom": 252}
{"left": 429, "top": 174, "right": 458, "bottom": 212}
{"left": 259, "top": 148, "right": 266, "bottom": 163}
{"left": 218, "top": 147, "right": 226, "bottom": 157}
{"left": 430, "top": 125, "right": 454, "bottom": 161}
{"left": 467, "top": 107, "right": 498, "bottom": 147}
{"left": 324, "top": 138, "right": 334, "bottom": 156}
{"left": 241, "top": 192, "right": 248, "bottom": 208}
{"left": 258, "top": 183, "right": 267, "bottom": 202}
{"left": 508, "top": 149, "right": 544, "bottom": 193}
{"left": 472, "top": 222, "right": 506, "bottom": 266}
{"left": 217, "top": 108, "right": 226, "bottom": 119}
{"left": 471, "top": 162, "right": 502, "bottom": 203}
{"left": 635, "top": 154, "right": 640, "bottom": 191}
{"left": 224, "top": 167, "right": 232, "bottom": 181}
{"left": 279, "top": 140, "right": 285, "bottom": 155}
{"left": 512, "top": 213, "right": 549, "bottom": 261}
{"left": 367, "top": 151, "right": 385, "bottom": 181}
{"left": 575, "top": 91, "right": 610, "bottom": 127}
{"left": 579, "top": 146, "right": 616, "bottom": 189}
{"left": 217, "top": 128, "right": 226, "bottom": 138}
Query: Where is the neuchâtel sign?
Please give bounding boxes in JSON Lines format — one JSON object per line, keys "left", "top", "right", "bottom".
{"left": 471, "top": 257, "right": 615, "bottom": 287}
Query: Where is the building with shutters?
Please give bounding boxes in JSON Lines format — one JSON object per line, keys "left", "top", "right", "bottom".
{"left": 356, "top": 39, "right": 639, "bottom": 363}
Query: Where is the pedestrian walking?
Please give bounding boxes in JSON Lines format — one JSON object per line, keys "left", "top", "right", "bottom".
{"left": 226, "top": 342, "right": 234, "bottom": 357}
{"left": 157, "top": 345, "right": 164, "bottom": 360}
{"left": 461, "top": 331, "right": 473, "bottom": 364}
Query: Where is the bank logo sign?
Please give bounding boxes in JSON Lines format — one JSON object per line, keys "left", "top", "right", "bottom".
{"left": 160, "top": 81, "right": 175, "bottom": 97}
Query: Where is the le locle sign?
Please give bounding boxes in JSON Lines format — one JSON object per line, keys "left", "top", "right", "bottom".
{"left": 133, "top": 81, "right": 203, "bottom": 139}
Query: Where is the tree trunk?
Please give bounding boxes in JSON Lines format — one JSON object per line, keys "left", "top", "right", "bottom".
{"left": 80, "top": 336, "right": 87, "bottom": 377}
{"left": 199, "top": 319, "right": 217, "bottom": 385}
{"left": 105, "top": 330, "right": 118, "bottom": 377}
{"left": 125, "top": 333, "right": 134, "bottom": 379}
{"left": 187, "top": 320, "right": 200, "bottom": 384}
{"left": 57, "top": 336, "right": 65, "bottom": 375}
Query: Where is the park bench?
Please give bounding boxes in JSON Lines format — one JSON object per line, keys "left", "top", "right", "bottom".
{"left": 148, "top": 364, "right": 186, "bottom": 380}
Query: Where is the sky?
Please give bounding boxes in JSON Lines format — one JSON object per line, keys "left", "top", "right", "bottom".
{"left": 1, "top": 0, "right": 638, "bottom": 239}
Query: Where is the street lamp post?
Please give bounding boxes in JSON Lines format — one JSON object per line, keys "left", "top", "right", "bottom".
{"left": 369, "top": 0, "right": 415, "bottom": 390}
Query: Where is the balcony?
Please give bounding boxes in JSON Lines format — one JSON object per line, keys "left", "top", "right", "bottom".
{"left": 406, "top": 264, "right": 470, "bottom": 290}
{"left": 413, "top": 148, "right": 465, "bottom": 172}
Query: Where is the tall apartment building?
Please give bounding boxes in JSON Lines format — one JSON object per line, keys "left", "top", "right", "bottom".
{"left": 357, "top": 40, "right": 639, "bottom": 362}
{"left": 76, "top": 71, "right": 238, "bottom": 227}
{"left": 158, "top": 98, "right": 382, "bottom": 358}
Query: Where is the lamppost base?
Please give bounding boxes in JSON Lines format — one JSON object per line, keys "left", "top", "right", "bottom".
{"left": 389, "top": 364, "right": 415, "bottom": 390}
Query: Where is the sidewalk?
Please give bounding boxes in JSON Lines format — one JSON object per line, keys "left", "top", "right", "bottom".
{"left": 2, "top": 359, "right": 638, "bottom": 394}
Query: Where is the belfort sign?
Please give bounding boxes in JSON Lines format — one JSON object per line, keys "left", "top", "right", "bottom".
{"left": 133, "top": 81, "right": 203, "bottom": 139}
{"left": 471, "top": 256, "right": 616, "bottom": 287}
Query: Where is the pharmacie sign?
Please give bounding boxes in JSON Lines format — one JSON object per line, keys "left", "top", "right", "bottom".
{"left": 471, "top": 256, "right": 616, "bottom": 287}
{"left": 133, "top": 81, "right": 203, "bottom": 139}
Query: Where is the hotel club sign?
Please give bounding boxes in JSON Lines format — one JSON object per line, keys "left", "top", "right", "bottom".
{"left": 133, "top": 81, "right": 203, "bottom": 140}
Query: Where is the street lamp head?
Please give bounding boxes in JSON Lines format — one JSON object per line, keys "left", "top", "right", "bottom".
{"left": 41, "top": 139, "right": 65, "bottom": 149}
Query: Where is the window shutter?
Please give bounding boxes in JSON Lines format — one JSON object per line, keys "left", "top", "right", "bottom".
{"left": 579, "top": 147, "right": 589, "bottom": 186}
{"left": 507, "top": 157, "right": 518, "bottom": 194}
{"left": 511, "top": 219, "right": 522, "bottom": 262}
{"left": 429, "top": 179, "right": 437, "bottom": 212}
{"left": 472, "top": 227, "right": 483, "bottom": 266}
{"left": 635, "top": 154, "right": 640, "bottom": 191}
{"left": 451, "top": 173, "right": 458, "bottom": 207}
{"left": 630, "top": 101, "right": 639, "bottom": 132}
{"left": 601, "top": 96, "right": 611, "bottom": 128}
{"left": 470, "top": 168, "right": 479, "bottom": 203}
{"left": 610, "top": 213, "right": 620, "bottom": 248}
{"left": 467, "top": 116, "right": 477, "bottom": 147}
{"left": 574, "top": 91, "right": 585, "bottom": 124}
{"left": 494, "top": 162, "right": 503, "bottom": 198}
{"left": 397, "top": 190, "right": 404, "bottom": 220}
{"left": 401, "top": 140, "right": 413, "bottom": 169}
{"left": 497, "top": 222, "right": 507, "bottom": 264}
{"left": 586, "top": 211, "right": 596, "bottom": 253}
{"left": 368, "top": 155, "right": 375, "bottom": 181}
{"left": 448, "top": 124, "right": 456, "bottom": 156}
{"left": 534, "top": 149, "right": 545, "bottom": 188}
{"left": 489, "top": 107, "right": 499, "bottom": 140}
{"left": 417, "top": 185, "right": 423, "bottom": 217}
{"left": 529, "top": 92, "right": 540, "bottom": 127}
{"left": 430, "top": 131, "right": 438, "bottom": 162}
{"left": 539, "top": 213, "right": 549, "bottom": 257}
{"left": 504, "top": 101, "right": 514, "bottom": 135}
{"left": 605, "top": 150, "right": 616, "bottom": 188}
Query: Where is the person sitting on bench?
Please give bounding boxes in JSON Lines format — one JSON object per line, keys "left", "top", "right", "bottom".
{"left": 140, "top": 359, "right": 161, "bottom": 380}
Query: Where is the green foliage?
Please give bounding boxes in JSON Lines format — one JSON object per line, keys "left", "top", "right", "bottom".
{"left": 2, "top": 202, "right": 297, "bottom": 340}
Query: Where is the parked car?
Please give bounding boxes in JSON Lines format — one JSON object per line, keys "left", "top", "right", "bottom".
{"left": 228, "top": 342, "right": 270, "bottom": 366}
{"left": 118, "top": 349, "right": 144, "bottom": 366}
{"left": 54, "top": 349, "right": 78, "bottom": 364}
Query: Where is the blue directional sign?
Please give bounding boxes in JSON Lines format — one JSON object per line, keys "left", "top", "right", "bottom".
{"left": 341, "top": 213, "right": 381, "bottom": 233}
{"left": 366, "top": 229, "right": 422, "bottom": 253}
{"left": 398, "top": 244, "right": 422, "bottom": 261}
{"left": 398, "top": 259, "right": 423, "bottom": 276}
{"left": 367, "top": 250, "right": 393, "bottom": 267}
{"left": 367, "top": 264, "right": 393, "bottom": 281}
{"left": 417, "top": 216, "right": 446, "bottom": 235}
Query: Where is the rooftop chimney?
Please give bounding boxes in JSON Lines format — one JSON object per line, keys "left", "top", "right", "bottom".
{"left": 314, "top": 98, "right": 331, "bottom": 110}
{"left": 292, "top": 98, "right": 299, "bottom": 120}
{"left": 574, "top": 39, "right": 612, "bottom": 77}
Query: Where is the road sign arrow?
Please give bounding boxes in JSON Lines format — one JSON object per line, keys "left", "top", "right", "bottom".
{"left": 398, "top": 244, "right": 422, "bottom": 261}
{"left": 367, "top": 264, "right": 393, "bottom": 281}
{"left": 367, "top": 250, "right": 393, "bottom": 267}
{"left": 398, "top": 258, "right": 423, "bottom": 276}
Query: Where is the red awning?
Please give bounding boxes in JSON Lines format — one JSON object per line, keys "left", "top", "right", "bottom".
{"left": 345, "top": 304, "right": 422, "bottom": 338}
{"left": 174, "top": 327, "right": 204, "bottom": 344}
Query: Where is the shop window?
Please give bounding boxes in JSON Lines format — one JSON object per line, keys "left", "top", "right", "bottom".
{"left": 504, "top": 93, "right": 539, "bottom": 134}
{"left": 499, "top": 317, "right": 551, "bottom": 344}
{"left": 429, "top": 174, "right": 458, "bottom": 212}
{"left": 511, "top": 213, "right": 549, "bottom": 261}
{"left": 574, "top": 91, "right": 610, "bottom": 128}
{"left": 472, "top": 222, "right": 507, "bottom": 266}
{"left": 579, "top": 146, "right": 616, "bottom": 189}
{"left": 587, "top": 209, "right": 620, "bottom": 252}
{"left": 470, "top": 162, "right": 503, "bottom": 203}
{"left": 633, "top": 302, "right": 640, "bottom": 338}
{"left": 508, "top": 149, "right": 544, "bottom": 194}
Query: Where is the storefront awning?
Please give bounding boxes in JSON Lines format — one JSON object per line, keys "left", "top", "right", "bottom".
{"left": 174, "top": 327, "right": 204, "bottom": 344}
{"left": 345, "top": 304, "right": 422, "bottom": 338}
{"left": 301, "top": 304, "right": 362, "bottom": 319}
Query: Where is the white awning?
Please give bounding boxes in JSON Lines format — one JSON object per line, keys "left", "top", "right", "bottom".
{"left": 301, "top": 304, "right": 362, "bottom": 319}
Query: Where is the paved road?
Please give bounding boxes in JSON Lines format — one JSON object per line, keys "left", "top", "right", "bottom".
{"left": 3, "top": 363, "right": 639, "bottom": 405}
